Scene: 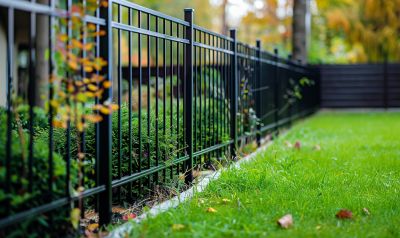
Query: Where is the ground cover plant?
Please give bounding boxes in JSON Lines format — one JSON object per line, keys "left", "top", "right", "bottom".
{"left": 122, "top": 112, "right": 400, "bottom": 237}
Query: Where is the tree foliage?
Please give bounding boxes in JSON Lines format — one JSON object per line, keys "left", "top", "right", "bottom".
{"left": 311, "top": 0, "right": 400, "bottom": 63}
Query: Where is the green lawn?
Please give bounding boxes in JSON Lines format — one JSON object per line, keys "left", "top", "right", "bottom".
{"left": 124, "top": 112, "right": 400, "bottom": 237}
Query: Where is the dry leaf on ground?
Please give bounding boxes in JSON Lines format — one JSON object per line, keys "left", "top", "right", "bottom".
{"left": 206, "top": 207, "right": 217, "bottom": 213}
{"left": 313, "top": 144, "right": 321, "bottom": 151}
{"left": 294, "top": 141, "right": 301, "bottom": 149}
{"left": 172, "top": 224, "right": 185, "bottom": 231}
{"left": 122, "top": 213, "right": 137, "bottom": 220}
{"left": 87, "top": 223, "right": 99, "bottom": 232}
{"left": 336, "top": 209, "right": 353, "bottom": 219}
{"left": 362, "top": 207, "right": 370, "bottom": 216}
{"left": 277, "top": 214, "right": 293, "bottom": 229}
{"left": 222, "top": 198, "right": 231, "bottom": 204}
{"left": 284, "top": 141, "right": 293, "bottom": 148}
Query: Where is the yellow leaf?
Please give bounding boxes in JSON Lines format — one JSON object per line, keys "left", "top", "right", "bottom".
{"left": 83, "top": 78, "right": 91, "bottom": 84}
{"left": 85, "top": 114, "right": 103, "bottom": 123}
{"left": 67, "top": 84, "right": 75, "bottom": 93}
{"left": 52, "top": 120, "right": 65, "bottom": 128}
{"left": 222, "top": 198, "right": 231, "bottom": 204}
{"left": 58, "top": 34, "right": 68, "bottom": 42}
{"left": 87, "top": 223, "right": 99, "bottom": 232}
{"left": 110, "top": 104, "right": 119, "bottom": 111}
{"left": 92, "top": 104, "right": 102, "bottom": 110}
{"left": 85, "top": 91, "right": 95, "bottom": 98}
{"left": 83, "top": 43, "right": 94, "bottom": 51}
{"left": 87, "top": 84, "right": 98, "bottom": 91}
{"left": 87, "top": 23, "right": 96, "bottom": 31}
{"left": 100, "top": 1, "right": 109, "bottom": 8}
{"left": 172, "top": 224, "right": 185, "bottom": 231}
{"left": 100, "top": 106, "right": 111, "bottom": 115}
{"left": 75, "top": 81, "right": 84, "bottom": 87}
{"left": 50, "top": 99, "right": 59, "bottom": 108}
{"left": 84, "top": 66, "right": 93, "bottom": 73}
{"left": 103, "top": 81, "right": 111, "bottom": 88}
{"left": 206, "top": 207, "right": 217, "bottom": 213}
{"left": 68, "top": 60, "right": 78, "bottom": 71}
{"left": 71, "top": 39, "right": 83, "bottom": 49}
{"left": 77, "top": 121, "right": 84, "bottom": 132}
{"left": 70, "top": 208, "right": 81, "bottom": 229}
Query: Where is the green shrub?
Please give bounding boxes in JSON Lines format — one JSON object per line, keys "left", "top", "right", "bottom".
{"left": 0, "top": 108, "right": 75, "bottom": 237}
{"left": 0, "top": 94, "right": 232, "bottom": 226}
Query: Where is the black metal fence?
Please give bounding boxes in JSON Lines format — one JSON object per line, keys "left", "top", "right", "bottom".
{"left": 0, "top": 0, "right": 319, "bottom": 234}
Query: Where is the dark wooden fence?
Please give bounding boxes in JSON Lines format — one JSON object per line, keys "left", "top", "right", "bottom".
{"left": 319, "top": 64, "right": 400, "bottom": 108}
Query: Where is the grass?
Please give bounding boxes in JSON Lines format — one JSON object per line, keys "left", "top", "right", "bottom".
{"left": 122, "top": 111, "right": 400, "bottom": 237}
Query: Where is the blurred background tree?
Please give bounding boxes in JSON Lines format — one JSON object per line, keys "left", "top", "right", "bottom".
{"left": 127, "top": 0, "right": 400, "bottom": 63}
{"left": 311, "top": 0, "right": 400, "bottom": 63}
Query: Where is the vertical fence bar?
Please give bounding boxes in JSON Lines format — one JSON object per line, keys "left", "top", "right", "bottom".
{"left": 146, "top": 13, "right": 151, "bottom": 188}
{"left": 162, "top": 18, "right": 167, "bottom": 182}
{"left": 28, "top": 3, "right": 37, "bottom": 193}
{"left": 229, "top": 29, "right": 238, "bottom": 158}
{"left": 95, "top": 6, "right": 101, "bottom": 212}
{"left": 155, "top": 16, "right": 160, "bottom": 184}
{"left": 98, "top": 0, "right": 112, "bottom": 226}
{"left": 255, "top": 40, "right": 261, "bottom": 147}
{"left": 48, "top": 0, "right": 55, "bottom": 201}
{"left": 128, "top": 7, "right": 133, "bottom": 201}
{"left": 138, "top": 10, "right": 143, "bottom": 192}
{"left": 273, "top": 48, "right": 279, "bottom": 134}
{"left": 184, "top": 9, "right": 194, "bottom": 184}
{"left": 287, "top": 54, "right": 292, "bottom": 127}
{"left": 5, "top": 8, "right": 14, "bottom": 194}
{"left": 117, "top": 3, "right": 122, "bottom": 203}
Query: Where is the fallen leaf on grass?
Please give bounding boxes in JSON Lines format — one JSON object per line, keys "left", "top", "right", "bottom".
{"left": 315, "top": 225, "right": 322, "bottom": 230}
{"left": 172, "top": 224, "right": 185, "bottom": 231}
{"left": 336, "top": 209, "right": 353, "bottom": 219}
{"left": 284, "top": 141, "right": 293, "bottom": 148}
{"left": 294, "top": 141, "right": 301, "bottom": 149}
{"left": 198, "top": 198, "right": 205, "bottom": 205}
{"left": 313, "top": 144, "right": 321, "bottom": 151}
{"left": 87, "top": 223, "right": 99, "bottom": 232}
{"left": 206, "top": 207, "right": 217, "bottom": 213}
{"left": 122, "top": 213, "right": 137, "bottom": 220}
{"left": 222, "top": 198, "right": 231, "bottom": 204}
{"left": 277, "top": 214, "right": 293, "bottom": 229}
{"left": 362, "top": 207, "right": 370, "bottom": 216}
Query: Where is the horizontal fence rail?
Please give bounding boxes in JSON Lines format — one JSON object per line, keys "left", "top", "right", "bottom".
{"left": 0, "top": 0, "right": 319, "bottom": 235}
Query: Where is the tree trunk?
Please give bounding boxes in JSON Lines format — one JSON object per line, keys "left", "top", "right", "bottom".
{"left": 292, "top": 0, "right": 310, "bottom": 64}
{"left": 35, "top": 0, "right": 49, "bottom": 107}
{"left": 221, "top": 0, "right": 228, "bottom": 35}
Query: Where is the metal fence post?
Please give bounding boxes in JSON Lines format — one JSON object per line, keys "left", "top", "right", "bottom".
{"left": 273, "top": 48, "right": 279, "bottom": 135}
{"left": 255, "top": 40, "right": 261, "bottom": 147}
{"left": 98, "top": 1, "right": 112, "bottom": 226}
{"left": 184, "top": 8, "right": 194, "bottom": 184}
{"left": 230, "top": 29, "right": 238, "bottom": 159}
{"left": 287, "top": 54, "right": 292, "bottom": 128}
